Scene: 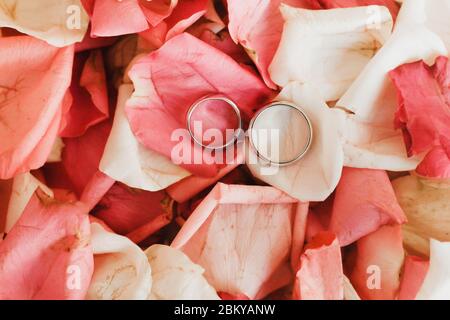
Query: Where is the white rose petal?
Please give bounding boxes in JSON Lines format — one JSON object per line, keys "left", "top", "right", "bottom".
{"left": 99, "top": 84, "right": 190, "bottom": 192}
{"left": 337, "top": 0, "right": 448, "bottom": 171}
{"left": 247, "top": 82, "right": 345, "bottom": 202}
{"left": 146, "top": 245, "right": 219, "bottom": 300}
{"left": 0, "top": 0, "right": 89, "bottom": 47}
{"left": 416, "top": 240, "right": 450, "bottom": 300}
{"left": 270, "top": 5, "right": 393, "bottom": 102}
{"left": 87, "top": 223, "right": 152, "bottom": 300}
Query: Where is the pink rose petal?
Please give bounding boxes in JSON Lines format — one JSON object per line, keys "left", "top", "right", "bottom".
{"left": 390, "top": 56, "right": 450, "bottom": 179}
{"left": 89, "top": 0, "right": 150, "bottom": 37}
{"left": 75, "top": 25, "right": 118, "bottom": 52}
{"left": 172, "top": 183, "right": 307, "bottom": 299}
{"left": 0, "top": 189, "right": 93, "bottom": 299}
{"left": 398, "top": 256, "right": 429, "bottom": 300}
{"left": 125, "top": 33, "right": 273, "bottom": 177}
{"left": 164, "top": 0, "right": 208, "bottom": 40}
{"left": 329, "top": 167, "right": 407, "bottom": 246}
{"left": 348, "top": 224, "right": 405, "bottom": 300}
{"left": 198, "top": 29, "right": 252, "bottom": 66}
{"left": 84, "top": 0, "right": 179, "bottom": 37}
{"left": 139, "top": 0, "right": 208, "bottom": 46}
{"left": 0, "top": 36, "right": 73, "bottom": 179}
{"left": 138, "top": 0, "right": 178, "bottom": 27}
{"left": 416, "top": 141, "right": 450, "bottom": 180}
{"left": 293, "top": 232, "right": 344, "bottom": 300}
{"left": 390, "top": 57, "right": 450, "bottom": 156}
{"left": 166, "top": 148, "right": 244, "bottom": 203}
{"left": 227, "top": 0, "right": 284, "bottom": 89}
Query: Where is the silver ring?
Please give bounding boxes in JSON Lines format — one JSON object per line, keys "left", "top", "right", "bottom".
{"left": 186, "top": 95, "right": 243, "bottom": 150}
{"left": 248, "top": 101, "right": 313, "bottom": 167}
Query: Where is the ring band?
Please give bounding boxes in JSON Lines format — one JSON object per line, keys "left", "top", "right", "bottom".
{"left": 248, "top": 101, "right": 313, "bottom": 167}
{"left": 186, "top": 95, "right": 243, "bottom": 150}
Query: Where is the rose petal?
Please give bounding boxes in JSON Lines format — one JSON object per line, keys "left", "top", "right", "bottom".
{"left": 293, "top": 232, "right": 344, "bottom": 300}
{"left": 164, "top": 0, "right": 207, "bottom": 40}
{"left": 0, "top": 189, "right": 93, "bottom": 299}
{"left": 80, "top": 0, "right": 94, "bottom": 14}
{"left": 306, "top": 196, "right": 335, "bottom": 242}
{"left": 61, "top": 121, "right": 112, "bottom": 197}
{"left": 342, "top": 117, "right": 421, "bottom": 171}
{"left": 343, "top": 275, "right": 360, "bottom": 300}
{"left": 0, "top": 36, "right": 73, "bottom": 179}
{"left": 100, "top": 84, "right": 190, "bottom": 191}
{"left": 226, "top": 0, "right": 284, "bottom": 89}
{"left": 329, "top": 167, "right": 406, "bottom": 246}
{"left": 389, "top": 57, "right": 450, "bottom": 156}
{"left": 416, "top": 143, "right": 450, "bottom": 180}
{"left": 423, "top": 0, "right": 450, "bottom": 51}
{"left": 171, "top": 183, "right": 306, "bottom": 299}
{"left": 389, "top": 57, "right": 450, "bottom": 179}
{"left": 247, "top": 82, "right": 345, "bottom": 202}
{"left": 392, "top": 175, "right": 450, "bottom": 257}
{"left": 4, "top": 172, "right": 53, "bottom": 233}
{"left": 198, "top": 29, "right": 252, "bottom": 66}
{"left": 348, "top": 224, "right": 404, "bottom": 300}
{"left": 138, "top": 0, "right": 209, "bottom": 47}
{"left": 219, "top": 292, "right": 250, "bottom": 300}
{"left": 92, "top": 182, "right": 170, "bottom": 237}
{"left": 46, "top": 137, "right": 65, "bottom": 163}
{"left": 80, "top": 171, "right": 115, "bottom": 212}
{"left": 270, "top": 4, "right": 392, "bottom": 101}
{"left": 227, "top": 0, "right": 397, "bottom": 89}
{"left": 0, "top": 0, "right": 89, "bottom": 47}
{"left": 337, "top": 0, "right": 448, "bottom": 171}
{"left": 172, "top": 165, "right": 258, "bottom": 222}
{"left": 88, "top": 0, "right": 149, "bottom": 37}
{"left": 60, "top": 50, "right": 109, "bottom": 138}
{"left": 416, "top": 240, "right": 450, "bottom": 300}
{"left": 43, "top": 121, "right": 115, "bottom": 213}
{"left": 86, "top": 222, "right": 152, "bottom": 300}
{"left": 145, "top": 244, "right": 219, "bottom": 300}
{"left": 125, "top": 33, "right": 273, "bottom": 177}
{"left": 166, "top": 148, "right": 244, "bottom": 203}
{"left": 297, "top": 0, "right": 399, "bottom": 19}
{"left": 138, "top": 0, "right": 178, "bottom": 27}
{"left": 75, "top": 25, "right": 118, "bottom": 52}
{"left": 398, "top": 256, "right": 429, "bottom": 300}
{"left": 305, "top": 210, "right": 327, "bottom": 243}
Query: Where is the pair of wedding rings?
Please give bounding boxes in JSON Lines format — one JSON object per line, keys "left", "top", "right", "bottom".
{"left": 186, "top": 95, "right": 313, "bottom": 166}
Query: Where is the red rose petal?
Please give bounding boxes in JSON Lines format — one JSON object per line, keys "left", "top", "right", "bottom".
{"left": 93, "top": 183, "right": 169, "bottom": 237}
{"left": 60, "top": 50, "right": 109, "bottom": 138}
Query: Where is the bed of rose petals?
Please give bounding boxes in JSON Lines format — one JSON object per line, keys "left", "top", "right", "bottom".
{"left": 0, "top": 0, "right": 449, "bottom": 301}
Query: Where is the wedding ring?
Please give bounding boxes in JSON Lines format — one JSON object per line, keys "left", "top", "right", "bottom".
{"left": 248, "top": 101, "right": 313, "bottom": 166}
{"left": 186, "top": 95, "right": 243, "bottom": 150}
